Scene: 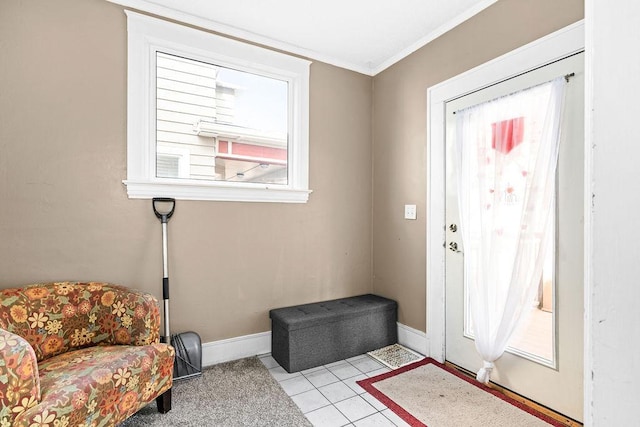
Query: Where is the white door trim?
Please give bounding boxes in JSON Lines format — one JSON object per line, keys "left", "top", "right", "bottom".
{"left": 425, "top": 16, "right": 585, "bottom": 395}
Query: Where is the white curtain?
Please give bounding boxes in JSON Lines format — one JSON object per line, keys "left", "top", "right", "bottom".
{"left": 453, "top": 77, "right": 566, "bottom": 383}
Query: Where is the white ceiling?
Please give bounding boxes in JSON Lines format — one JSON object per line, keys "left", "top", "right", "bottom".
{"left": 109, "top": 0, "right": 498, "bottom": 75}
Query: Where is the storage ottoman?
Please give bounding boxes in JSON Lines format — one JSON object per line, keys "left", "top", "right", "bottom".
{"left": 269, "top": 294, "right": 397, "bottom": 372}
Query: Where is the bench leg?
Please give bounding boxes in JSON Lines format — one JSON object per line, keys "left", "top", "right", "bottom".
{"left": 156, "top": 388, "right": 172, "bottom": 413}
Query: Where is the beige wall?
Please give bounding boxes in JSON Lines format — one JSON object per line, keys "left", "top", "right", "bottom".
{"left": 372, "top": 0, "right": 584, "bottom": 331}
{"left": 0, "top": 0, "right": 585, "bottom": 345}
{"left": 0, "top": 0, "right": 373, "bottom": 342}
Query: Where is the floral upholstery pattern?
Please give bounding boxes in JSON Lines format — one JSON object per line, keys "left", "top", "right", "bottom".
{"left": 0, "top": 329, "right": 41, "bottom": 425}
{"left": 0, "top": 282, "right": 174, "bottom": 427}
{"left": 0, "top": 282, "right": 161, "bottom": 362}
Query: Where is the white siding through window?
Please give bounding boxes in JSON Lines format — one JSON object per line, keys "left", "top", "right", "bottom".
{"left": 156, "top": 52, "right": 236, "bottom": 180}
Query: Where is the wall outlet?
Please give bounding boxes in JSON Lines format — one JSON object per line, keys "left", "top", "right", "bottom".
{"left": 404, "top": 204, "right": 417, "bottom": 220}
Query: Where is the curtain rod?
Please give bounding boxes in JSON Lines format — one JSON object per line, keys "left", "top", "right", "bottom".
{"left": 452, "top": 73, "right": 576, "bottom": 115}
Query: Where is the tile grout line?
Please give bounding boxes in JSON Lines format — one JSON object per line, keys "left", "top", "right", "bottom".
{"left": 261, "top": 352, "right": 409, "bottom": 427}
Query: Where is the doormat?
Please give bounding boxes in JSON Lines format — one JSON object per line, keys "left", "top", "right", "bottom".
{"left": 356, "top": 358, "right": 565, "bottom": 427}
{"left": 367, "top": 343, "right": 424, "bottom": 369}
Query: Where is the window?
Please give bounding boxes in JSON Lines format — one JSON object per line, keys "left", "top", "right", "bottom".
{"left": 124, "top": 11, "right": 311, "bottom": 203}
{"left": 156, "top": 146, "right": 190, "bottom": 179}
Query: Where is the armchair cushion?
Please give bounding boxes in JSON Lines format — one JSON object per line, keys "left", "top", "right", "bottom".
{"left": 15, "top": 344, "right": 173, "bottom": 426}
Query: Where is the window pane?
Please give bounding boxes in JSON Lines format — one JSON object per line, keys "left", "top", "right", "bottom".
{"left": 156, "top": 52, "right": 289, "bottom": 184}
{"left": 157, "top": 154, "right": 180, "bottom": 178}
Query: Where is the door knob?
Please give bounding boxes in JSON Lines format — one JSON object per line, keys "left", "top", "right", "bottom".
{"left": 449, "top": 242, "right": 460, "bottom": 252}
{"left": 449, "top": 223, "right": 457, "bottom": 232}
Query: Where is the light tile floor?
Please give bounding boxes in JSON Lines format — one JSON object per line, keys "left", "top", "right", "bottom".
{"left": 258, "top": 353, "right": 412, "bottom": 427}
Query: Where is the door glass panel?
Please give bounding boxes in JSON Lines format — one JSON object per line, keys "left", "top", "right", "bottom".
{"left": 455, "top": 83, "right": 559, "bottom": 369}
{"left": 461, "top": 173, "right": 557, "bottom": 367}
{"left": 501, "top": 230, "right": 556, "bottom": 366}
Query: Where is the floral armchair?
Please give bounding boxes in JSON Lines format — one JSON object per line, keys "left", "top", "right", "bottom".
{"left": 0, "top": 282, "right": 174, "bottom": 427}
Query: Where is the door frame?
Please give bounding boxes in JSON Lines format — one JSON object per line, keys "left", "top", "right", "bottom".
{"left": 425, "top": 16, "right": 585, "bottom": 408}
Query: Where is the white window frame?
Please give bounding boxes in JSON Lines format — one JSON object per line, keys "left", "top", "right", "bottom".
{"left": 124, "top": 11, "right": 311, "bottom": 203}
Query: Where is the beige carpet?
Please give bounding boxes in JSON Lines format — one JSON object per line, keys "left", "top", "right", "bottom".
{"left": 357, "top": 358, "right": 563, "bottom": 427}
{"left": 120, "top": 357, "right": 311, "bottom": 426}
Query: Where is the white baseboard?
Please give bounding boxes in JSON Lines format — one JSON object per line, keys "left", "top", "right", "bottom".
{"left": 201, "top": 322, "right": 428, "bottom": 367}
{"left": 397, "top": 322, "right": 428, "bottom": 356}
{"left": 201, "top": 331, "right": 271, "bottom": 367}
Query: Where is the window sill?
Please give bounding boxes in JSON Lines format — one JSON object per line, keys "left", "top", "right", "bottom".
{"left": 123, "top": 180, "right": 312, "bottom": 203}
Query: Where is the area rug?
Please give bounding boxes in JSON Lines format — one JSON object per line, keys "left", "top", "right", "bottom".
{"left": 357, "top": 358, "right": 565, "bottom": 427}
{"left": 120, "top": 356, "right": 311, "bottom": 426}
{"left": 367, "top": 343, "right": 424, "bottom": 369}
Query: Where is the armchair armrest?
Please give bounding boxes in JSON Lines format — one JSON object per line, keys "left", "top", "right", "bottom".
{"left": 104, "top": 284, "right": 162, "bottom": 346}
{"left": 0, "top": 329, "right": 40, "bottom": 426}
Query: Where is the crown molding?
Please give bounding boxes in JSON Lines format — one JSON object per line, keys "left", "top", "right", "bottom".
{"left": 107, "top": 0, "right": 498, "bottom": 76}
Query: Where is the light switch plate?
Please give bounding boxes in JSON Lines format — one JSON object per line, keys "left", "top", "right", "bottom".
{"left": 404, "top": 204, "right": 417, "bottom": 220}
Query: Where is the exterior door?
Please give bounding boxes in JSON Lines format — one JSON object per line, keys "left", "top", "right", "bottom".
{"left": 445, "top": 53, "right": 584, "bottom": 421}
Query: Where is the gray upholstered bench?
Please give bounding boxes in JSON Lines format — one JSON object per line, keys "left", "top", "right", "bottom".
{"left": 269, "top": 294, "right": 397, "bottom": 372}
